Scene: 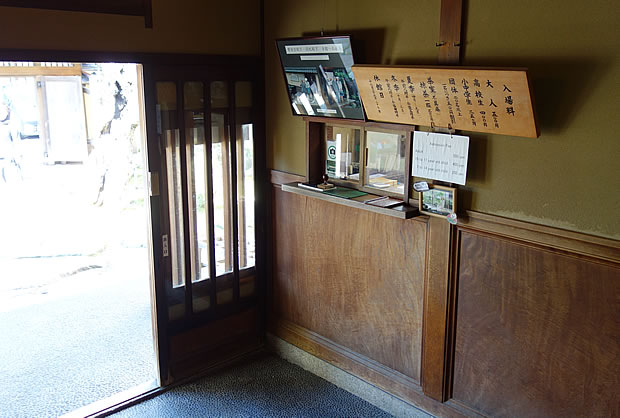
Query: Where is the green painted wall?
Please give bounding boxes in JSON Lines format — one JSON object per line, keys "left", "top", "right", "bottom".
{"left": 0, "top": 0, "right": 261, "bottom": 55}
{"left": 265, "top": 0, "right": 620, "bottom": 239}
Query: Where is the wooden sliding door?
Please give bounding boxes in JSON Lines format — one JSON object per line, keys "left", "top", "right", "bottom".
{"left": 143, "top": 58, "right": 265, "bottom": 383}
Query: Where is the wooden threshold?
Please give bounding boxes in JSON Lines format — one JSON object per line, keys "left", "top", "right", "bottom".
{"left": 62, "top": 379, "right": 160, "bottom": 418}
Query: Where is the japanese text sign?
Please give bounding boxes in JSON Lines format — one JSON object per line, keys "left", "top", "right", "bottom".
{"left": 352, "top": 65, "right": 539, "bottom": 138}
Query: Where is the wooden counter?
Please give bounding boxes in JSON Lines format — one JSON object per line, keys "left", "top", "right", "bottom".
{"left": 281, "top": 182, "right": 419, "bottom": 219}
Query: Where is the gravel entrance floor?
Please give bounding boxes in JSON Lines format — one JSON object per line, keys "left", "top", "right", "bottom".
{"left": 0, "top": 248, "right": 156, "bottom": 418}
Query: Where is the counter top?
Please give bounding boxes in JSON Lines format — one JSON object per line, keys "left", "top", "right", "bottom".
{"left": 281, "top": 182, "right": 419, "bottom": 219}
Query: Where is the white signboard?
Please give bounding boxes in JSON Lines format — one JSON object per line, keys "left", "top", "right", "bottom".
{"left": 412, "top": 131, "right": 469, "bottom": 185}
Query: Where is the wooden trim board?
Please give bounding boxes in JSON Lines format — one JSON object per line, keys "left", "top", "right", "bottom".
{"left": 460, "top": 210, "right": 620, "bottom": 264}
{"left": 270, "top": 170, "right": 306, "bottom": 185}
{"left": 0, "top": 0, "right": 147, "bottom": 16}
{"left": 0, "top": 62, "right": 82, "bottom": 76}
{"left": 421, "top": 216, "right": 454, "bottom": 401}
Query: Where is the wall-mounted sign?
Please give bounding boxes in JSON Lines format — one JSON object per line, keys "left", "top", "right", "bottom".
{"left": 352, "top": 65, "right": 539, "bottom": 138}
{"left": 326, "top": 139, "right": 337, "bottom": 177}
{"left": 412, "top": 131, "right": 469, "bottom": 185}
{"left": 276, "top": 36, "right": 365, "bottom": 120}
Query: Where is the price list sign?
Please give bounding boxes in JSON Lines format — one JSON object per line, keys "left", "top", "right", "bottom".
{"left": 352, "top": 65, "right": 539, "bottom": 138}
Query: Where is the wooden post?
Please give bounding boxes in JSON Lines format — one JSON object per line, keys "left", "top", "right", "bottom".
{"left": 306, "top": 120, "right": 323, "bottom": 183}
{"left": 421, "top": 0, "right": 463, "bottom": 402}
{"left": 438, "top": 0, "right": 463, "bottom": 65}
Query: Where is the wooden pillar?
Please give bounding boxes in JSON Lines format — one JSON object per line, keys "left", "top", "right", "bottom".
{"left": 421, "top": 0, "right": 463, "bottom": 402}
{"left": 438, "top": 0, "right": 463, "bottom": 65}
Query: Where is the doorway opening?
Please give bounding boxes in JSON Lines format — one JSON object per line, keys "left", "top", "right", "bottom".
{"left": 0, "top": 61, "right": 158, "bottom": 416}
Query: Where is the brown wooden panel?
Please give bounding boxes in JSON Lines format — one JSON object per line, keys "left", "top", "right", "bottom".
{"left": 421, "top": 216, "right": 454, "bottom": 401}
{"left": 453, "top": 231, "right": 620, "bottom": 417}
{"left": 272, "top": 187, "right": 427, "bottom": 381}
{"left": 271, "top": 317, "right": 467, "bottom": 418}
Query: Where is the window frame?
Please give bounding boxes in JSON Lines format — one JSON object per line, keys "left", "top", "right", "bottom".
{"left": 319, "top": 119, "right": 414, "bottom": 202}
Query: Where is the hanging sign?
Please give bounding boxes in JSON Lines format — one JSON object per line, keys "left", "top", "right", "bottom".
{"left": 413, "top": 131, "right": 469, "bottom": 185}
{"left": 352, "top": 65, "right": 539, "bottom": 138}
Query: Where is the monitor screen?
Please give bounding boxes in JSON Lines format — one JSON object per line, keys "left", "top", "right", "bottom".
{"left": 276, "top": 36, "right": 365, "bottom": 120}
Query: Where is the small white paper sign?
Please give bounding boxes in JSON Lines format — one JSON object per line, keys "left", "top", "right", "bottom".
{"left": 412, "top": 132, "right": 469, "bottom": 185}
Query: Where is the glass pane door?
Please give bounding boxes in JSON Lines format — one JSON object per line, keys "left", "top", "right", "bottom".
{"left": 156, "top": 77, "right": 257, "bottom": 322}
{"left": 235, "top": 81, "right": 255, "bottom": 298}
{"left": 156, "top": 82, "right": 185, "bottom": 321}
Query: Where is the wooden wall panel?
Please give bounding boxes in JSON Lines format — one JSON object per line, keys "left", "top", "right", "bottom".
{"left": 452, "top": 231, "right": 620, "bottom": 417}
{"left": 421, "top": 216, "right": 454, "bottom": 401}
{"left": 272, "top": 187, "right": 427, "bottom": 382}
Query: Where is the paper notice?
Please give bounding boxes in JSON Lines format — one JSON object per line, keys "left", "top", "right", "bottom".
{"left": 412, "top": 132, "right": 469, "bottom": 185}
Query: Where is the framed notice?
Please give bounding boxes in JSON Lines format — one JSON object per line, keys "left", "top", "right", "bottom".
{"left": 352, "top": 65, "right": 539, "bottom": 138}
{"left": 276, "top": 36, "right": 365, "bottom": 120}
{"left": 419, "top": 185, "right": 456, "bottom": 218}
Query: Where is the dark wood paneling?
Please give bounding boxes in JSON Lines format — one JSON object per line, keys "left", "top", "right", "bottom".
{"left": 272, "top": 187, "right": 427, "bottom": 382}
{"left": 421, "top": 216, "right": 454, "bottom": 400}
{"left": 306, "top": 121, "right": 323, "bottom": 184}
{"left": 452, "top": 231, "right": 620, "bottom": 417}
{"left": 273, "top": 317, "right": 466, "bottom": 418}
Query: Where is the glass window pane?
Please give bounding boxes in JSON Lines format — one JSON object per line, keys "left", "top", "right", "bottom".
{"left": 184, "top": 82, "right": 213, "bottom": 314}
{"left": 157, "top": 82, "right": 186, "bottom": 291}
{"left": 211, "top": 81, "right": 228, "bottom": 108}
{"left": 235, "top": 81, "right": 255, "bottom": 271}
{"left": 211, "top": 82, "right": 233, "bottom": 278}
{"left": 325, "top": 124, "right": 361, "bottom": 182}
{"left": 184, "top": 82, "right": 209, "bottom": 284}
{"left": 364, "top": 130, "right": 407, "bottom": 195}
{"left": 166, "top": 130, "right": 185, "bottom": 288}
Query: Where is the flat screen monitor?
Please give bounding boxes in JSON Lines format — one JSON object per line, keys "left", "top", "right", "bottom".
{"left": 276, "top": 36, "right": 365, "bottom": 120}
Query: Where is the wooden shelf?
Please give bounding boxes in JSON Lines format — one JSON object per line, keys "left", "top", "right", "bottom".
{"left": 281, "top": 182, "right": 419, "bottom": 219}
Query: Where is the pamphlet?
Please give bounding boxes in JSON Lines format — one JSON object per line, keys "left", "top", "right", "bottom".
{"left": 298, "top": 182, "right": 324, "bottom": 192}
{"left": 365, "top": 197, "right": 404, "bottom": 208}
